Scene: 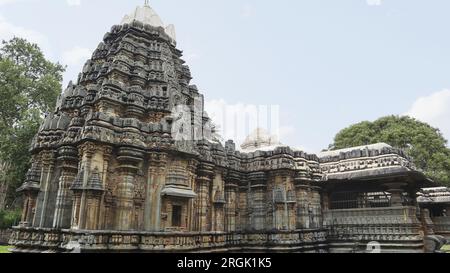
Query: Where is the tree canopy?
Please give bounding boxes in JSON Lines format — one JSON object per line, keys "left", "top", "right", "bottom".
{"left": 0, "top": 37, "right": 65, "bottom": 208}
{"left": 329, "top": 115, "right": 450, "bottom": 186}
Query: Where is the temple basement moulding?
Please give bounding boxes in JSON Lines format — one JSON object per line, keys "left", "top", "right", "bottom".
{"left": 9, "top": 3, "right": 448, "bottom": 253}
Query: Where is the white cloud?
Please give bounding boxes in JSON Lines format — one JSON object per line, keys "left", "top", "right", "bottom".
{"left": 66, "top": 0, "right": 81, "bottom": 7}
{"left": 0, "top": 15, "right": 52, "bottom": 57}
{"left": 61, "top": 46, "right": 91, "bottom": 66}
{"left": 366, "top": 0, "right": 382, "bottom": 6}
{"left": 405, "top": 89, "right": 450, "bottom": 142}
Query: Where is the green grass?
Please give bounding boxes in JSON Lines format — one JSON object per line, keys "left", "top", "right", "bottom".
{"left": 0, "top": 245, "right": 11, "bottom": 253}
{"left": 442, "top": 245, "right": 450, "bottom": 253}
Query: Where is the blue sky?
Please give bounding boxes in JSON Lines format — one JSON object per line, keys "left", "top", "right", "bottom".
{"left": 1, "top": 0, "right": 449, "bottom": 153}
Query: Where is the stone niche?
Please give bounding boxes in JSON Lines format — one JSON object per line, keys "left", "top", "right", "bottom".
{"left": 161, "top": 197, "right": 189, "bottom": 231}
{"left": 160, "top": 161, "right": 196, "bottom": 231}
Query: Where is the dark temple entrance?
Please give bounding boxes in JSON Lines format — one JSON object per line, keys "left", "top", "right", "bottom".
{"left": 172, "top": 205, "right": 182, "bottom": 227}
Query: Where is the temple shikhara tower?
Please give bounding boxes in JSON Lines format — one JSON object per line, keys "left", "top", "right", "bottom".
{"left": 9, "top": 3, "right": 449, "bottom": 253}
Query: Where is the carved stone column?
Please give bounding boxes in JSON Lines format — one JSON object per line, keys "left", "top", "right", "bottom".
{"left": 187, "top": 159, "right": 198, "bottom": 231}
{"left": 212, "top": 169, "right": 226, "bottom": 232}
{"left": 53, "top": 146, "right": 78, "bottom": 228}
{"left": 249, "top": 172, "right": 267, "bottom": 231}
{"left": 384, "top": 182, "right": 407, "bottom": 207}
{"left": 115, "top": 147, "right": 144, "bottom": 231}
{"left": 35, "top": 150, "right": 56, "bottom": 228}
{"left": 224, "top": 170, "right": 240, "bottom": 232}
{"left": 309, "top": 185, "right": 323, "bottom": 229}
{"left": 237, "top": 179, "right": 250, "bottom": 232}
{"left": 195, "top": 162, "right": 214, "bottom": 232}
{"left": 77, "top": 142, "right": 96, "bottom": 230}
{"left": 294, "top": 181, "right": 311, "bottom": 229}
{"left": 144, "top": 152, "right": 167, "bottom": 231}
{"left": 98, "top": 146, "right": 113, "bottom": 230}
{"left": 70, "top": 176, "right": 82, "bottom": 229}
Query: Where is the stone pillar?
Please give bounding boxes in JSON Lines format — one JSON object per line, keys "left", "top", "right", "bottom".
{"left": 20, "top": 197, "right": 28, "bottom": 224}
{"left": 115, "top": 147, "right": 144, "bottom": 231}
{"left": 249, "top": 172, "right": 267, "bottom": 231}
{"left": 195, "top": 162, "right": 214, "bottom": 232}
{"left": 70, "top": 166, "right": 84, "bottom": 230}
{"left": 35, "top": 151, "right": 56, "bottom": 228}
{"left": 98, "top": 146, "right": 113, "bottom": 230}
{"left": 384, "top": 182, "right": 407, "bottom": 207}
{"left": 187, "top": 159, "right": 198, "bottom": 231}
{"left": 143, "top": 157, "right": 156, "bottom": 231}
{"left": 310, "top": 186, "right": 323, "bottom": 229}
{"left": 77, "top": 142, "right": 96, "bottom": 230}
{"left": 294, "top": 182, "right": 310, "bottom": 229}
{"left": 224, "top": 171, "right": 239, "bottom": 232}
{"left": 53, "top": 146, "right": 78, "bottom": 228}
{"left": 211, "top": 170, "right": 226, "bottom": 232}
{"left": 238, "top": 180, "right": 250, "bottom": 232}
{"left": 144, "top": 152, "right": 167, "bottom": 231}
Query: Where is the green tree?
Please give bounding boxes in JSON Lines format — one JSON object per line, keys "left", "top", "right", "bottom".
{"left": 329, "top": 115, "right": 450, "bottom": 186}
{"left": 0, "top": 37, "right": 65, "bottom": 207}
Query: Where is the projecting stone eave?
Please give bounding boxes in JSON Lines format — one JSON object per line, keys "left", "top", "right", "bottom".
{"left": 16, "top": 182, "right": 40, "bottom": 193}
{"left": 322, "top": 167, "right": 435, "bottom": 187}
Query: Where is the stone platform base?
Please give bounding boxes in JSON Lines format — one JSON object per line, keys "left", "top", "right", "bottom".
{"left": 9, "top": 227, "right": 329, "bottom": 253}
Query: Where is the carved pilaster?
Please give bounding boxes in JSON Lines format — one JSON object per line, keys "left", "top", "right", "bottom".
{"left": 249, "top": 171, "right": 267, "bottom": 231}
{"left": 53, "top": 146, "right": 78, "bottom": 228}
{"left": 186, "top": 159, "right": 198, "bottom": 231}
{"left": 224, "top": 170, "right": 240, "bottom": 232}
{"left": 384, "top": 182, "right": 408, "bottom": 207}
{"left": 35, "top": 150, "right": 56, "bottom": 228}
{"left": 211, "top": 168, "right": 226, "bottom": 232}
{"left": 195, "top": 162, "right": 214, "bottom": 232}
{"left": 144, "top": 152, "right": 167, "bottom": 231}
{"left": 98, "top": 146, "right": 113, "bottom": 230}
{"left": 115, "top": 147, "right": 144, "bottom": 231}
{"left": 77, "top": 142, "right": 97, "bottom": 230}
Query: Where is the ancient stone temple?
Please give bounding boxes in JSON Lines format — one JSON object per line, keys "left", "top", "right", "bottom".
{"left": 9, "top": 3, "right": 445, "bottom": 253}
{"left": 418, "top": 187, "right": 450, "bottom": 241}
